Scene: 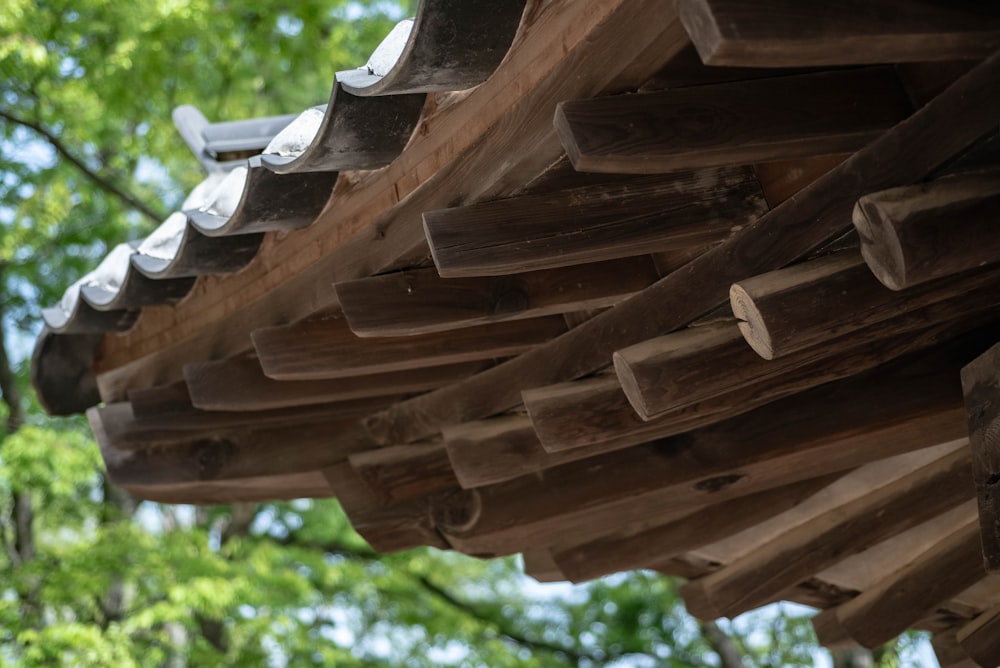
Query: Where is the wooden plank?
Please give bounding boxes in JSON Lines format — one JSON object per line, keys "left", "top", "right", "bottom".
{"left": 551, "top": 474, "right": 840, "bottom": 583}
{"left": 933, "top": 631, "right": 979, "bottom": 668}
{"left": 616, "top": 286, "right": 1000, "bottom": 420}
{"left": 365, "top": 49, "right": 1000, "bottom": 447}
{"left": 730, "top": 251, "right": 1000, "bottom": 360}
{"left": 423, "top": 168, "right": 766, "bottom": 277}
{"left": 253, "top": 313, "right": 566, "bottom": 381}
{"left": 323, "top": 461, "right": 450, "bottom": 553}
{"left": 127, "top": 380, "right": 192, "bottom": 418}
{"left": 556, "top": 68, "right": 910, "bottom": 174}
{"left": 430, "top": 351, "right": 970, "bottom": 554}
{"left": 680, "top": 446, "right": 975, "bottom": 619}
{"left": 91, "top": 0, "right": 689, "bottom": 392}
{"left": 184, "top": 353, "right": 489, "bottom": 411}
{"left": 120, "top": 471, "right": 334, "bottom": 505}
{"left": 89, "top": 403, "right": 373, "bottom": 488}
{"left": 335, "top": 258, "right": 660, "bottom": 337}
{"left": 957, "top": 605, "right": 1000, "bottom": 668}
{"left": 528, "top": 316, "right": 997, "bottom": 453}
{"left": 961, "top": 341, "right": 1000, "bottom": 573}
{"left": 347, "top": 441, "right": 458, "bottom": 506}
{"left": 676, "top": 0, "right": 1000, "bottom": 67}
{"left": 811, "top": 514, "right": 984, "bottom": 650}
{"left": 854, "top": 170, "right": 1000, "bottom": 290}
{"left": 753, "top": 154, "right": 849, "bottom": 208}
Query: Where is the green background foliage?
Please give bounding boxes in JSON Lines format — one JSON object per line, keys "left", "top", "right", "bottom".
{"left": 0, "top": 2, "right": 933, "bottom": 666}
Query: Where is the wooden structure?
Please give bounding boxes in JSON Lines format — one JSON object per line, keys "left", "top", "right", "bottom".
{"left": 30, "top": 1, "right": 1000, "bottom": 663}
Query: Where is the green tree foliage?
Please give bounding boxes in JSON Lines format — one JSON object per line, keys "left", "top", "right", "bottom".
{"left": 0, "top": 2, "right": 934, "bottom": 666}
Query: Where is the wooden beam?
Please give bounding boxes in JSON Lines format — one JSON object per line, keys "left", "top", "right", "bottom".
{"left": 957, "top": 605, "right": 1000, "bottom": 668}
{"left": 252, "top": 313, "right": 566, "bottom": 381}
{"left": 528, "top": 316, "right": 996, "bottom": 453}
{"left": 854, "top": 170, "right": 1000, "bottom": 290}
{"left": 551, "top": 474, "right": 840, "bottom": 583}
{"left": 430, "top": 351, "right": 969, "bottom": 554}
{"left": 335, "top": 258, "right": 660, "bottom": 337}
{"left": 555, "top": 68, "right": 910, "bottom": 174}
{"left": 423, "top": 168, "right": 766, "bottom": 277}
{"left": 127, "top": 380, "right": 192, "bottom": 418}
{"left": 961, "top": 341, "right": 1000, "bottom": 573}
{"left": 730, "top": 251, "right": 1000, "bottom": 360}
{"left": 753, "top": 154, "right": 849, "bottom": 208}
{"left": 119, "top": 471, "right": 334, "bottom": 505}
{"left": 680, "top": 446, "right": 975, "bottom": 619}
{"left": 676, "top": 0, "right": 1000, "bottom": 67}
{"left": 347, "top": 441, "right": 458, "bottom": 506}
{"left": 811, "top": 513, "right": 984, "bottom": 650}
{"left": 365, "top": 49, "right": 1000, "bottom": 447}
{"left": 184, "top": 353, "right": 489, "bottom": 411}
{"left": 932, "top": 631, "right": 979, "bottom": 668}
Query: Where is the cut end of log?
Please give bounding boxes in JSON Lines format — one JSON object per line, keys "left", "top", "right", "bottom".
{"left": 729, "top": 283, "right": 775, "bottom": 360}
{"left": 430, "top": 488, "right": 483, "bottom": 534}
{"left": 852, "top": 198, "right": 907, "bottom": 291}
{"left": 612, "top": 349, "right": 655, "bottom": 421}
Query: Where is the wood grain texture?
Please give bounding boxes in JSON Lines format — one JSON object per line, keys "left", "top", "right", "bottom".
{"left": 961, "top": 341, "right": 1000, "bottom": 573}
{"left": 556, "top": 68, "right": 910, "bottom": 174}
{"left": 252, "top": 313, "right": 566, "bottom": 380}
{"left": 119, "top": 471, "right": 334, "bottom": 505}
{"left": 551, "top": 474, "right": 840, "bottom": 583}
{"left": 335, "top": 257, "right": 660, "bottom": 337}
{"left": 184, "top": 353, "right": 489, "bottom": 411}
{"left": 367, "top": 49, "right": 1000, "bottom": 447}
{"left": 677, "top": 0, "right": 1000, "bottom": 67}
{"left": 812, "top": 513, "right": 984, "bottom": 650}
{"left": 348, "top": 441, "right": 458, "bottom": 505}
{"left": 423, "top": 168, "right": 766, "bottom": 277}
{"left": 432, "top": 350, "right": 970, "bottom": 554}
{"left": 681, "top": 447, "right": 975, "bottom": 619}
{"left": 753, "top": 154, "right": 849, "bottom": 208}
{"left": 731, "top": 251, "right": 1000, "bottom": 360}
{"left": 957, "top": 604, "right": 1000, "bottom": 668}
{"left": 854, "top": 169, "right": 1000, "bottom": 290}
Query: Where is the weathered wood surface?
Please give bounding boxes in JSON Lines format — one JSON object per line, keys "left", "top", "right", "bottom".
{"left": 961, "top": 342, "right": 1000, "bottom": 573}
{"left": 551, "top": 474, "right": 841, "bottom": 583}
{"left": 253, "top": 313, "right": 566, "bottom": 380}
{"left": 957, "top": 604, "right": 1000, "bottom": 668}
{"left": 348, "top": 441, "right": 458, "bottom": 506}
{"left": 681, "top": 446, "right": 975, "bottom": 619}
{"left": 556, "top": 68, "right": 910, "bottom": 174}
{"left": 366, "top": 49, "right": 1000, "bottom": 447}
{"left": 753, "top": 154, "right": 849, "bottom": 208}
{"left": 676, "top": 0, "right": 1000, "bottom": 67}
{"left": 854, "top": 170, "right": 1000, "bottom": 290}
{"left": 184, "top": 353, "right": 489, "bottom": 411}
{"left": 423, "top": 168, "right": 766, "bottom": 277}
{"left": 335, "top": 258, "right": 659, "bottom": 337}
{"left": 528, "top": 316, "right": 996, "bottom": 453}
{"left": 118, "top": 471, "right": 334, "bottom": 505}
{"left": 92, "top": 0, "right": 689, "bottom": 391}
{"left": 431, "top": 351, "right": 969, "bottom": 553}
{"left": 127, "top": 380, "right": 193, "bottom": 419}
{"left": 812, "top": 513, "right": 984, "bottom": 650}
{"left": 730, "top": 251, "right": 1000, "bottom": 360}
{"left": 933, "top": 630, "right": 979, "bottom": 668}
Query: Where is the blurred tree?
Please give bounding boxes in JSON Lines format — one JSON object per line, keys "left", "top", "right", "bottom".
{"left": 0, "top": 2, "right": 932, "bottom": 666}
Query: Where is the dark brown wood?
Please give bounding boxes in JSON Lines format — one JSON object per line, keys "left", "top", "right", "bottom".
{"left": 323, "top": 461, "right": 450, "bottom": 553}
{"left": 551, "top": 474, "right": 840, "bottom": 583}
{"left": 961, "top": 341, "right": 1000, "bottom": 573}
{"left": 854, "top": 170, "right": 1000, "bottom": 290}
{"left": 730, "top": 251, "right": 1000, "bottom": 360}
{"left": 811, "top": 515, "right": 985, "bottom": 650}
{"left": 556, "top": 68, "right": 910, "bottom": 174}
{"left": 676, "top": 0, "right": 1000, "bottom": 67}
{"left": 681, "top": 446, "right": 975, "bottom": 619}
{"left": 184, "top": 353, "right": 489, "bottom": 411}
{"left": 120, "top": 471, "right": 334, "bottom": 505}
{"left": 957, "top": 605, "right": 1000, "bottom": 668}
{"left": 528, "top": 314, "right": 998, "bottom": 453}
{"left": 423, "top": 167, "right": 766, "bottom": 277}
{"left": 335, "top": 258, "right": 660, "bottom": 337}
{"left": 252, "top": 313, "right": 566, "bottom": 380}
{"left": 753, "top": 154, "right": 849, "bottom": 208}
{"left": 365, "top": 49, "right": 1000, "bottom": 448}
{"left": 348, "top": 441, "right": 458, "bottom": 506}
{"left": 127, "top": 380, "right": 192, "bottom": 418}
{"left": 431, "top": 350, "right": 970, "bottom": 554}
{"left": 933, "top": 631, "right": 979, "bottom": 668}
{"left": 522, "top": 550, "right": 566, "bottom": 583}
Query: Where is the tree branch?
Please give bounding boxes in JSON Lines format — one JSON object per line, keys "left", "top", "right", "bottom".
{"left": 0, "top": 107, "right": 166, "bottom": 223}
{"left": 700, "top": 620, "right": 747, "bottom": 668}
